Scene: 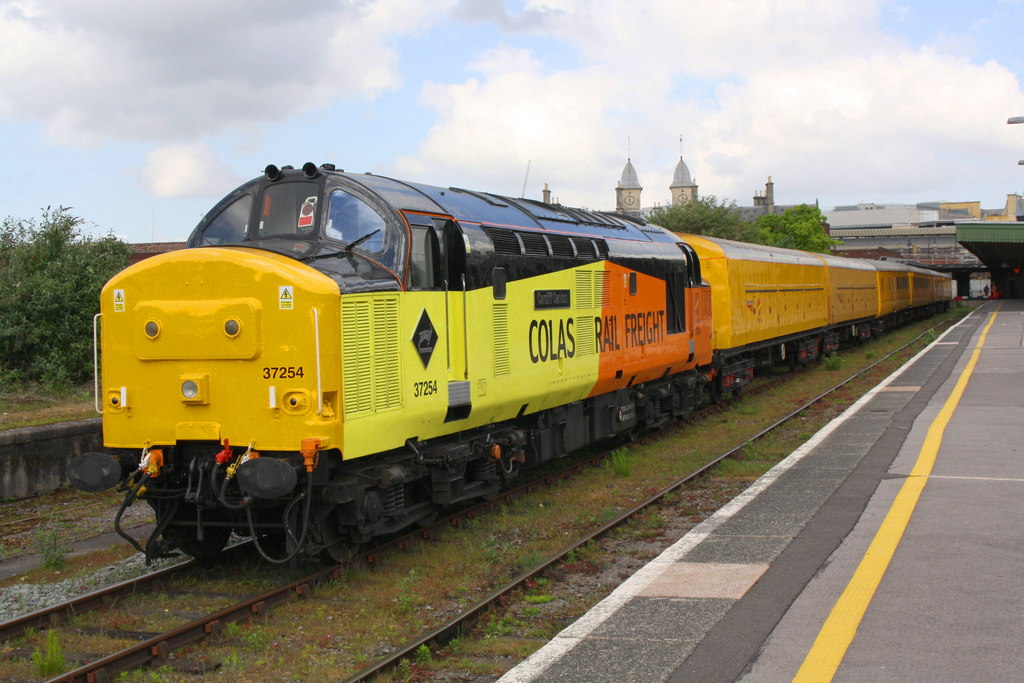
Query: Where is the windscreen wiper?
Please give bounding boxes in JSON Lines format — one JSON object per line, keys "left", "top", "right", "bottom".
{"left": 343, "top": 229, "right": 380, "bottom": 253}
{"left": 301, "top": 229, "right": 381, "bottom": 261}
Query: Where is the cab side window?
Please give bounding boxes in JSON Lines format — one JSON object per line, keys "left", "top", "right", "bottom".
{"left": 408, "top": 225, "right": 441, "bottom": 290}
{"left": 199, "top": 195, "right": 252, "bottom": 245}
{"left": 666, "top": 270, "right": 685, "bottom": 333}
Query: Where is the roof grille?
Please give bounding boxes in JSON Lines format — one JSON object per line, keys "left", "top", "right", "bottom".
{"left": 548, "top": 234, "right": 576, "bottom": 259}
{"left": 483, "top": 226, "right": 608, "bottom": 260}
{"left": 482, "top": 226, "right": 522, "bottom": 255}
{"left": 519, "top": 231, "right": 549, "bottom": 257}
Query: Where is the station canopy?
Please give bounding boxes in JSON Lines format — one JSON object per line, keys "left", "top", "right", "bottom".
{"left": 956, "top": 222, "right": 1024, "bottom": 271}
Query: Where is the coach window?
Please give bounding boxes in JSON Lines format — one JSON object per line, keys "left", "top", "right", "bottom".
{"left": 199, "top": 195, "right": 252, "bottom": 245}
{"left": 326, "top": 189, "right": 386, "bottom": 252}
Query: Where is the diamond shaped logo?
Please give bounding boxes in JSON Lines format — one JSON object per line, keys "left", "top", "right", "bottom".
{"left": 412, "top": 309, "right": 438, "bottom": 369}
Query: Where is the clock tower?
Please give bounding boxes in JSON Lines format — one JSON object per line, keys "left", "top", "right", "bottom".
{"left": 615, "top": 158, "right": 643, "bottom": 217}
{"left": 670, "top": 155, "right": 698, "bottom": 206}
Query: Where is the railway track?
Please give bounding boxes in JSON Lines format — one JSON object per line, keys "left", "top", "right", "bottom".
{"left": 0, "top": 316, "right": 959, "bottom": 681}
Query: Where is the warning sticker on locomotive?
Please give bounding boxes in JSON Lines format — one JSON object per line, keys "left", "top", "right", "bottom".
{"left": 279, "top": 286, "right": 294, "bottom": 310}
{"left": 113, "top": 289, "right": 125, "bottom": 312}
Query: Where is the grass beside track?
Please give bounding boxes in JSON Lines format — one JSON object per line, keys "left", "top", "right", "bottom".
{"left": 0, "top": 384, "right": 96, "bottom": 431}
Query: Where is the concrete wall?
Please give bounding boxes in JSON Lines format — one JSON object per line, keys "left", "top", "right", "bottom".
{"left": 0, "top": 418, "right": 102, "bottom": 500}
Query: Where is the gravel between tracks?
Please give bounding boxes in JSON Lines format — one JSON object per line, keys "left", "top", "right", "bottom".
{"left": 0, "top": 552, "right": 183, "bottom": 623}
{"left": 0, "top": 496, "right": 175, "bottom": 623}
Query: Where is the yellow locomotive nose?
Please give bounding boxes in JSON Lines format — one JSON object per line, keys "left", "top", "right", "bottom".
{"left": 98, "top": 247, "right": 341, "bottom": 452}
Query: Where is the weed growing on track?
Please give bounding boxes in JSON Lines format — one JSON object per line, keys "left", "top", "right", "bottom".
{"left": 395, "top": 568, "right": 421, "bottom": 612}
{"left": 606, "top": 447, "right": 632, "bottom": 477}
{"left": 32, "top": 519, "right": 68, "bottom": 571}
{"left": 414, "top": 643, "right": 433, "bottom": 663}
{"left": 31, "top": 629, "right": 66, "bottom": 677}
{"left": 823, "top": 352, "right": 845, "bottom": 370}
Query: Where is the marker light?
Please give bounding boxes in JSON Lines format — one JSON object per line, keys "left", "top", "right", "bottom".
{"left": 181, "top": 380, "right": 199, "bottom": 400}
{"left": 224, "top": 318, "right": 240, "bottom": 336}
{"left": 144, "top": 320, "right": 160, "bottom": 338}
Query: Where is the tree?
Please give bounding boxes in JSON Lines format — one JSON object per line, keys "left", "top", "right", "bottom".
{"left": 754, "top": 204, "right": 838, "bottom": 254}
{"left": 646, "top": 195, "right": 759, "bottom": 243}
{"left": 0, "top": 208, "right": 131, "bottom": 387}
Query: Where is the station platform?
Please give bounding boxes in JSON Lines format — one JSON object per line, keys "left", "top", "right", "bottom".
{"left": 500, "top": 300, "right": 1023, "bottom": 682}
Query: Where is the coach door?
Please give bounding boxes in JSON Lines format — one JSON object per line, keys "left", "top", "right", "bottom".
{"left": 438, "top": 220, "right": 472, "bottom": 421}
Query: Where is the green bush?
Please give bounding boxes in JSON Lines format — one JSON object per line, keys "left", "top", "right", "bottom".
{"left": 0, "top": 207, "right": 130, "bottom": 387}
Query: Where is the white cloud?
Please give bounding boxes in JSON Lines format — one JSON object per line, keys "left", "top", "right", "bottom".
{"left": 4, "top": 0, "right": 1024, "bottom": 220}
{"left": 395, "top": 0, "right": 1024, "bottom": 210}
{"left": 139, "top": 142, "right": 240, "bottom": 198}
{"left": 0, "top": 0, "right": 454, "bottom": 144}
{"left": 393, "top": 47, "right": 626, "bottom": 207}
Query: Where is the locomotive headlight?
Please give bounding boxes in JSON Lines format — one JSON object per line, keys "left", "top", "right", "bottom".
{"left": 224, "top": 318, "right": 241, "bottom": 337}
{"left": 181, "top": 380, "right": 199, "bottom": 400}
{"left": 179, "top": 374, "right": 210, "bottom": 404}
{"left": 144, "top": 320, "right": 160, "bottom": 339}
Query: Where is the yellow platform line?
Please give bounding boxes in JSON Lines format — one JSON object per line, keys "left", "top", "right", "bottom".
{"left": 793, "top": 308, "right": 1000, "bottom": 682}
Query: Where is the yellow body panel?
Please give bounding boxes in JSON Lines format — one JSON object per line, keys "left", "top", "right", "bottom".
{"left": 817, "top": 254, "right": 878, "bottom": 325}
{"left": 100, "top": 248, "right": 342, "bottom": 451}
{"left": 910, "top": 269, "right": 939, "bottom": 308}
{"left": 917, "top": 270, "right": 950, "bottom": 306}
{"left": 339, "top": 265, "right": 605, "bottom": 459}
{"left": 874, "top": 266, "right": 910, "bottom": 317}
{"left": 680, "top": 234, "right": 828, "bottom": 351}
{"left": 337, "top": 259, "right": 707, "bottom": 459}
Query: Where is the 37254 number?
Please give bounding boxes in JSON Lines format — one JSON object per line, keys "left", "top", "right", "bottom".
{"left": 413, "top": 380, "right": 438, "bottom": 397}
{"left": 262, "top": 366, "right": 305, "bottom": 379}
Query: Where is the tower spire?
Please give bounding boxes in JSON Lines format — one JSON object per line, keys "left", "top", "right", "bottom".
{"left": 670, "top": 138, "right": 698, "bottom": 206}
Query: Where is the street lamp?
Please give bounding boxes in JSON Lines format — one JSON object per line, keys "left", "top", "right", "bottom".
{"left": 1012, "top": 117, "right": 1024, "bottom": 163}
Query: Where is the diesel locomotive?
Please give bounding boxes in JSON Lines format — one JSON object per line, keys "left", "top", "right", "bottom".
{"left": 67, "top": 162, "right": 950, "bottom": 564}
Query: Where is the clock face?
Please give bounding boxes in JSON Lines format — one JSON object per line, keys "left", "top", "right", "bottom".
{"left": 624, "top": 195, "right": 636, "bottom": 206}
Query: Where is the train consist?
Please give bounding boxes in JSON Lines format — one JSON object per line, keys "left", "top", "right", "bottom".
{"left": 67, "top": 163, "right": 951, "bottom": 563}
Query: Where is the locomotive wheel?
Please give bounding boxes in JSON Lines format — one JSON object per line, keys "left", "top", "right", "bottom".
{"left": 319, "top": 527, "right": 359, "bottom": 564}
{"left": 167, "top": 524, "right": 231, "bottom": 566}
{"left": 314, "top": 503, "right": 360, "bottom": 564}
{"left": 161, "top": 506, "right": 232, "bottom": 566}
{"left": 710, "top": 380, "right": 725, "bottom": 404}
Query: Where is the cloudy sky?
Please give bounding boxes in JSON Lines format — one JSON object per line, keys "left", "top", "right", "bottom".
{"left": 2, "top": 0, "right": 1023, "bottom": 243}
